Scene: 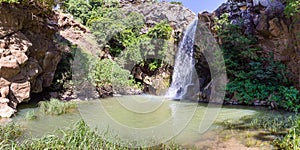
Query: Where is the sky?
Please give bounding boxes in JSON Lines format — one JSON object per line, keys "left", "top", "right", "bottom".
{"left": 165, "top": 0, "right": 227, "bottom": 13}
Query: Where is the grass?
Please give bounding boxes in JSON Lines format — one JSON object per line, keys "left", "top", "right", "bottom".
{"left": 0, "top": 123, "right": 23, "bottom": 149}
{"left": 0, "top": 120, "right": 186, "bottom": 150}
{"left": 38, "top": 98, "right": 77, "bottom": 115}
{"left": 218, "top": 111, "right": 300, "bottom": 149}
{"left": 24, "top": 110, "right": 37, "bottom": 120}
{"left": 218, "top": 111, "right": 297, "bottom": 134}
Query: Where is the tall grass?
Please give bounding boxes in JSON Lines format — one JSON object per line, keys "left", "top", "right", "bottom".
{"left": 0, "top": 123, "right": 23, "bottom": 149}
{"left": 218, "top": 112, "right": 297, "bottom": 134}
{"left": 274, "top": 117, "right": 300, "bottom": 150}
{"left": 38, "top": 98, "right": 77, "bottom": 115}
{"left": 218, "top": 111, "right": 300, "bottom": 149}
{"left": 0, "top": 120, "right": 185, "bottom": 149}
{"left": 24, "top": 110, "right": 37, "bottom": 120}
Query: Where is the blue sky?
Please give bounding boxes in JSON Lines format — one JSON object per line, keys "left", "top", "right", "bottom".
{"left": 165, "top": 0, "right": 226, "bottom": 13}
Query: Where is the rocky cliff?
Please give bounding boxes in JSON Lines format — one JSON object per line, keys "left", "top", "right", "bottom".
{"left": 198, "top": 0, "right": 300, "bottom": 89}
{"left": 0, "top": 3, "right": 61, "bottom": 117}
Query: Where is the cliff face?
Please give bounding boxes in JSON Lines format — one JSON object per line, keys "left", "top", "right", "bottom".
{"left": 0, "top": 3, "right": 61, "bottom": 117}
{"left": 198, "top": 0, "right": 300, "bottom": 88}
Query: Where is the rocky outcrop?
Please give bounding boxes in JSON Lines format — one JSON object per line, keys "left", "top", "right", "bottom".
{"left": 198, "top": 0, "right": 300, "bottom": 89}
{"left": 0, "top": 4, "right": 61, "bottom": 117}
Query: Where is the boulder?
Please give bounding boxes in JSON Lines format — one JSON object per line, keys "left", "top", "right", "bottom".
{"left": 0, "top": 103, "right": 15, "bottom": 118}
{"left": 0, "top": 4, "right": 61, "bottom": 117}
{"left": 10, "top": 81, "right": 30, "bottom": 103}
{"left": 122, "top": 2, "right": 195, "bottom": 33}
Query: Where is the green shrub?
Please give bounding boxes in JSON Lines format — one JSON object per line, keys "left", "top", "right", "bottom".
{"left": 0, "top": 0, "right": 18, "bottom": 4}
{"left": 169, "top": 1, "right": 182, "bottom": 5}
{"left": 215, "top": 13, "right": 300, "bottom": 111}
{"left": 38, "top": 99, "right": 77, "bottom": 115}
{"left": 146, "top": 21, "right": 172, "bottom": 40}
{"left": 284, "top": 0, "right": 300, "bottom": 16}
{"left": 274, "top": 116, "right": 300, "bottom": 149}
{"left": 92, "top": 59, "right": 135, "bottom": 87}
{"left": 25, "top": 110, "right": 38, "bottom": 120}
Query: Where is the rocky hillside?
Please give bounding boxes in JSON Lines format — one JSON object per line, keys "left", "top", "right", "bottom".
{"left": 199, "top": 0, "right": 300, "bottom": 89}
{"left": 0, "top": 3, "right": 62, "bottom": 117}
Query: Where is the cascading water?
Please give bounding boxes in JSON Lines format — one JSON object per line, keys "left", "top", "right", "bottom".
{"left": 166, "top": 19, "right": 199, "bottom": 100}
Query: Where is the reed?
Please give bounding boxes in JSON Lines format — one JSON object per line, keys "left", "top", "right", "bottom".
{"left": 38, "top": 98, "right": 77, "bottom": 115}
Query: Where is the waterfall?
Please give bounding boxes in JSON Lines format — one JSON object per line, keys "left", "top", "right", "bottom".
{"left": 165, "top": 19, "right": 199, "bottom": 100}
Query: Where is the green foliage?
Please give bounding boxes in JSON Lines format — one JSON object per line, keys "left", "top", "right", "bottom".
{"left": 148, "top": 59, "right": 162, "bottom": 71}
{"left": 0, "top": 0, "right": 18, "bottom": 4}
{"left": 92, "top": 59, "right": 135, "bottom": 87}
{"left": 0, "top": 120, "right": 184, "bottom": 149}
{"left": 38, "top": 98, "right": 77, "bottom": 115}
{"left": 274, "top": 116, "right": 300, "bottom": 149}
{"left": 219, "top": 112, "right": 297, "bottom": 134}
{"left": 0, "top": 123, "right": 23, "bottom": 148}
{"left": 215, "top": 12, "right": 300, "bottom": 111}
{"left": 88, "top": 8, "right": 144, "bottom": 49}
{"left": 271, "top": 86, "right": 300, "bottom": 112}
{"left": 25, "top": 110, "right": 38, "bottom": 120}
{"left": 219, "top": 112, "right": 300, "bottom": 149}
{"left": 63, "top": 0, "right": 122, "bottom": 25}
{"left": 169, "top": 1, "right": 182, "bottom": 5}
{"left": 63, "top": 0, "right": 174, "bottom": 91}
{"left": 64, "top": 0, "right": 92, "bottom": 24}
{"left": 284, "top": 0, "right": 300, "bottom": 16}
{"left": 147, "top": 21, "right": 172, "bottom": 40}
{"left": 20, "top": 120, "right": 113, "bottom": 150}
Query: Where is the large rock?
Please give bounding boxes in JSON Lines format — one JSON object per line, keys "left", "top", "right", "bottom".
{"left": 0, "top": 4, "right": 62, "bottom": 117}
{"left": 0, "top": 4, "right": 23, "bottom": 38}
{"left": 122, "top": 2, "right": 195, "bottom": 33}
{"left": 0, "top": 103, "right": 15, "bottom": 118}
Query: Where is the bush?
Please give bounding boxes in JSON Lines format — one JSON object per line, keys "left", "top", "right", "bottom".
{"left": 0, "top": 0, "right": 18, "bottom": 3}
{"left": 92, "top": 59, "right": 135, "bottom": 88}
{"left": 146, "top": 21, "right": 172, "bottom": 40}
{"left": 38, "top": 98, "right": 77, "bottom": 115}
{"left": 274, "top": 116, "right": 300, "bottom": 149}
{"left": 284, "top": 0, "right": 300, "bottom": 16}
{"left": 63, "top": 0, "right": 92, "bottom": 25}
{"left": 169, "top": 1, "right": 182, "bottom": 5}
